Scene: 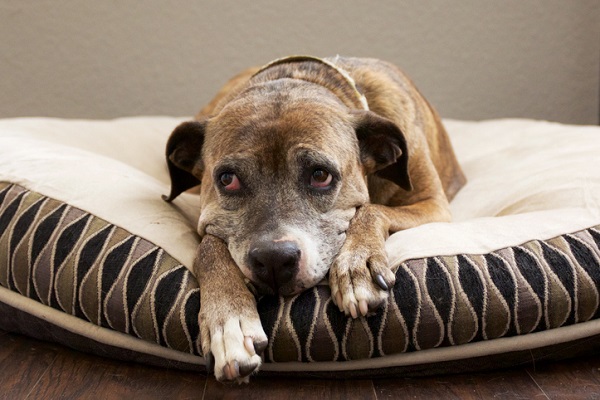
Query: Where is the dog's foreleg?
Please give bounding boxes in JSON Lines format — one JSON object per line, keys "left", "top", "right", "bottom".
{"left": 195, "top": 234, "right": 268, "bottom": 383}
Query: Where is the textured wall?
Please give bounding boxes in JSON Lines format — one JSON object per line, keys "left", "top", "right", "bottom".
{"left": 1, "top": 1, "right": 598, "bottom": 124}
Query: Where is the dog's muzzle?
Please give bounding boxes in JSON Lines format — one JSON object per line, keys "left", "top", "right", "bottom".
{"left": 248, "top": 239, "right": 301, "bottom": 294}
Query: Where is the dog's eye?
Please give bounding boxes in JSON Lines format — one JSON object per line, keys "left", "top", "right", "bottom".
{"left": 310, "top": 169, "right": 333, "bottom": 189}
{"left": 219, "top": 172, "right": 241, "bottom": 191}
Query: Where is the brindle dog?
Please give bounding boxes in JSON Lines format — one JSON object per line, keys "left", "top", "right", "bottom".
{"left": 164, "top": 56, "right": 466, "bottom": 383}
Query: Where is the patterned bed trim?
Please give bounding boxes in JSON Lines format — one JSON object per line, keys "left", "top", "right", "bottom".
{"left": 1, "top": 182, "right": 600, "bottom": 366}
{"left": 2, "top": 289, "right": 600, "bottom": 377}
{"left": 0, "top": 183, "right": 202, "bottom": 356}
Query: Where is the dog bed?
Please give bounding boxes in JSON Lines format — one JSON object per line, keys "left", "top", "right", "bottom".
{"left": 1, "top": 116, "right": 599, "bottom": 377}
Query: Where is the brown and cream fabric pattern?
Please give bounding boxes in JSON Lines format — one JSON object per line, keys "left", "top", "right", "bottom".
{"left": 256, "top": 225, "right": 600, "bottom": 362}
{"left": 2, "top": 181, "right": 600, "bottom": 363}
{"left": 0, "top": 183, "right": 201, "bottom": 356}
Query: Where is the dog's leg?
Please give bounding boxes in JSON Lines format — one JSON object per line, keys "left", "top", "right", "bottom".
{"left": 329, "top": 197, "right": 450, "bottom": 318}
{"left": 195, "top": 234, "right": 268, "bottom": 383}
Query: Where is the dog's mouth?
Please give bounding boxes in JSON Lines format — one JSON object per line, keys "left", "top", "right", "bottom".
{"left": 245, "top": 256, "right": 331, "bottom": 297}
{"left": 248, "top": 279, "right": 305, "bottom": 298}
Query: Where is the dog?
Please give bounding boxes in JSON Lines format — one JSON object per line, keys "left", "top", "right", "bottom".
{"left": 163, "top": 56, "right": 466, "bottom": 383}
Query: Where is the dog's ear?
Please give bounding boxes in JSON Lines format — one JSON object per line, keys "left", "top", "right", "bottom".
{"left": 353, "top": 110, "right": 412, "bottom": 191}
{"left": 162, "top": 120, "right": 206, "bottom": 202}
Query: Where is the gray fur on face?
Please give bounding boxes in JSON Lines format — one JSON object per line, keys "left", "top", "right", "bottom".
{"left": 196, "top": 94, "right": 369, "bottom": 295}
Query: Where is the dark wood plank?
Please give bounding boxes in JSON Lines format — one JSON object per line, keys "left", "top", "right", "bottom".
{"left": 0, "top": 330, "right": 59, "bottom": 399}
{"left": 374, "top": 369, "right": 549, "bottom": 399}
{"left": 204, "top": 376, "right": 377, "bottom": 400}
{"left": 527, "top": 355, "right": 600, "bottom": 400}
{"left": 0, "top": 331, "right": 206, "bottom": 400}
{"left": 3, "top": 329, "right": 600, "bottom": 400}
{"left": 26, "top": 345, "right": 207, "bottom": 400}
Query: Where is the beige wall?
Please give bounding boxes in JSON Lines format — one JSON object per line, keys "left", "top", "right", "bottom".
{"left": 1, "top": 1, "right": 599, "bottom": 124}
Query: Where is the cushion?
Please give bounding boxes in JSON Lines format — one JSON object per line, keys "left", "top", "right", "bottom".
{"left": 1, "top": 117, "right": 599, "bottom": 377}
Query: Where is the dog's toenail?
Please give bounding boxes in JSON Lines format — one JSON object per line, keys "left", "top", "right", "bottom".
{"left": 375, "top": 274, "right": 389, "bottom": 291}
{"left": 244, "top": 337, "right": 256, "bottom": 355}
{"left": 223, "top": 365, "right": 231, "bottom": 380}
{"left": 349, "top": 302, "right": 358, "bottom": 319}
{"left": 239, "top": 362, "right": 257, "bottom": 377}
{"left": 254, "top": 339, "right": 268, "bottom": 356}
{"left": 359, "top": 300, "right": 369, "bottom": 316}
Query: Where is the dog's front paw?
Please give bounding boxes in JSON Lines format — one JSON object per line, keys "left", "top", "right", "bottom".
{"left": 199, "top": 307, "right": 268, "bottom": 383}
{"left": 329, "top": 207, "right": 396, "bottom": 318}
{"left": 329, "top": 243, "right": 395, "bottom": 318}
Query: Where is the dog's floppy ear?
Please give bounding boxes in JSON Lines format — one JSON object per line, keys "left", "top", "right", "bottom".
{"left": 162, "top": 120, "right": 206, "bottom": 202}
{"left": 353, "top": 110, "right": 412, "bottom": 191}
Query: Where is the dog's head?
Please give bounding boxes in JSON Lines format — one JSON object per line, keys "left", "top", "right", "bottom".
{"left": 164, "top": 79, "right": 410, "bottom": 296}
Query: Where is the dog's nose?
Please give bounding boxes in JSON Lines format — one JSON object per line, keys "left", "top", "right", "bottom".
{"left": 249, "top": 240, "right": 301, "bottom": 293}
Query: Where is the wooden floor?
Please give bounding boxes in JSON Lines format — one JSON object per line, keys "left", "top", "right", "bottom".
{"left": 1, "top": 330, "right": 599, "bottom": 399}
